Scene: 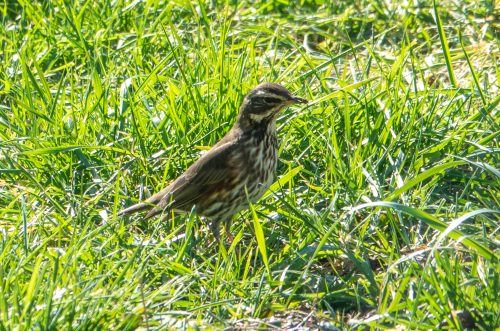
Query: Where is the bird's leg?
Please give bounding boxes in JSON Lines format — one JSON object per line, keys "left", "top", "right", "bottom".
{"left": 224, "top": 219, "right": 234, "bottom": 243}
{"left": 210, "top": 220, "right": 221, "bottom": 242}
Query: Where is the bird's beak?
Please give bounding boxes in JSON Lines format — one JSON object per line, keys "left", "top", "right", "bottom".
{"left": 287, "top": 97, "right": 309, "bottom": 105}
{"left": 289, "top": 96, "right": 308, "bottom": 104}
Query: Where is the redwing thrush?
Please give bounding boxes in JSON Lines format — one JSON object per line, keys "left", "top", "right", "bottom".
{"left": 118, "top": 83, "right": 308, "bottom": 240}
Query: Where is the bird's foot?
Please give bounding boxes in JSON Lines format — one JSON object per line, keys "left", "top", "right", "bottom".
{"left": 224, "top": 220, "right": 235, "bottom": 243}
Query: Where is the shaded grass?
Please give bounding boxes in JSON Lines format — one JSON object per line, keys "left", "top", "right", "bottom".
{"left": 1, "top": 0, "right": 498, "bottom": 329}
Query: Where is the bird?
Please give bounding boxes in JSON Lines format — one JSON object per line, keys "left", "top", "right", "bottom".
{"left": 118, "top": 83, "right": 308, "bottom": 241}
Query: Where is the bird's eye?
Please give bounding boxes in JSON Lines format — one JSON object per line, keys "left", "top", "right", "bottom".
{"left": 263, "top": 97, "right": 280, "bottom": 104}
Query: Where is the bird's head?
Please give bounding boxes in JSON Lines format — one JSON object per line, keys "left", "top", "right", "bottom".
{"left": 237, "top": 83, "right": 308, "bottom": 127}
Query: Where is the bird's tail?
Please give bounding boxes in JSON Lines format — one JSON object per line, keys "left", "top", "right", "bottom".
{"left": 117, "top": 202, "right": 151, "bottom": 216}
{"left": 117, "top": 185, "right": 172, "bottom": 218}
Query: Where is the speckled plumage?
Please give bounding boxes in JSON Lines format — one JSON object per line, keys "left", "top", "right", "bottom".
{"left": 118, "top": 83, "right": 308, "bottom": 240}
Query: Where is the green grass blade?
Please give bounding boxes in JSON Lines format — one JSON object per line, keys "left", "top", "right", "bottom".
{"left": 459, "top": 32, "right": 487, "bottom": 105}
{"left": 386, "top": 160, "right": 467, "bottom": 200}
{"left": 351, "top": 202, "right": 496, "bottom": 260}
{"left": 433, "top": 0, "right": 457, "bottom": 87}
{"left": 250, "top": 203, "right": 270, "bottom": 277}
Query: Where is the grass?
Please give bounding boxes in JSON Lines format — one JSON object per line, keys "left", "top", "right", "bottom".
{"left": 1, "top": 0, "right": 498, "bottom": 329}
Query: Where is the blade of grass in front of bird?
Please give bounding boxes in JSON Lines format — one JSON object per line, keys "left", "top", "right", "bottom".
{"left": 250, "top": 202, "right": 270, "bottom": 277}
{"left": 263, "top": 165, "right": 303, "bottom": 199}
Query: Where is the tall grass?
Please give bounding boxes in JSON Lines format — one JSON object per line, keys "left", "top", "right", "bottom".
{"left": 1, "top": 0, "right": 498, "bottom": 329}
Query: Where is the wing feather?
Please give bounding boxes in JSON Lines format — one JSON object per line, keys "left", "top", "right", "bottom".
{"left": 143, "top": 142, "right": 239, "bottom": 219}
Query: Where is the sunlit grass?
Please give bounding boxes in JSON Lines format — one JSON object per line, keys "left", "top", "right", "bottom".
{"left": 1, "top": 0, "right": 498, "bottom": 329}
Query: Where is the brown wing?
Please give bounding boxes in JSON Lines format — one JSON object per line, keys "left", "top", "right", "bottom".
{"left": 143, "top": 142, "right": 240, "bottom": 219}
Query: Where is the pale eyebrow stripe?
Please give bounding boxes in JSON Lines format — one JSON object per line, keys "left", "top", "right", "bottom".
{"left": 254, "top": 90, "right": 287, "bottom": 100}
